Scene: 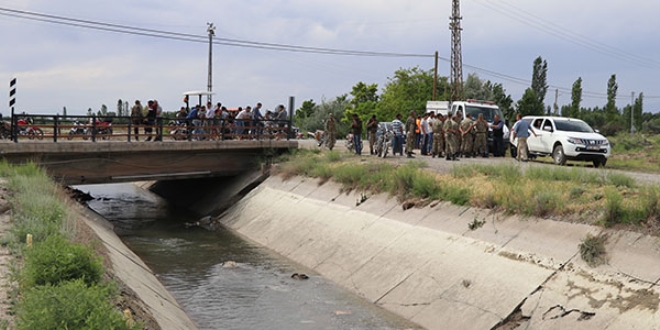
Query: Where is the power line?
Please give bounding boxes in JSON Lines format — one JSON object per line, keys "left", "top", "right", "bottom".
{"left": 473, "top": 0, "right": 660, "bottom": 69}
{"left": 0, "top": 6, "right": 655, "bottom": 102}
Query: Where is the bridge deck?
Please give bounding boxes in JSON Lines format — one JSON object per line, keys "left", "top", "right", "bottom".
{"left": 0, "top": 140, "right": 298, "bottom": 184}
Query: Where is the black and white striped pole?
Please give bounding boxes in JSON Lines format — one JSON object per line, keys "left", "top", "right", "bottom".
{"left": 9, "top": 78, "right": 16, "bottom": 142}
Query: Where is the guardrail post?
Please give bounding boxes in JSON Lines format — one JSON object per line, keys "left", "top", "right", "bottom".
{"left": 53, "top": 115, "right": 58, "bottom": 142}
{"left": 128, "top": 120, "right": 132, "bottom": 142}
{"left": 11, "top": 108, "right": 16, "bottom": 143}
{"left": 288, "top": 96, "right": 295, "bottom": 141}
{"left": 91, "top": 115, "right": 97, "bottom": 142}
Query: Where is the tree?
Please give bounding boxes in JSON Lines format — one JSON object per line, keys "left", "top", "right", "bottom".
{"left": 634, "top": 93, "right": 644, "bottom": 131}
{"left": 100, "top": 104, "right": 108, "bottom": 117}
{"left": 531, "top": 56, "right": 548, "bottom": 105}
{"left": 604, "top": 74, "right": 619, "bottom": 123}
{"left": 344, "top": 82, "right": 379, "bottom": 124}
{"left": 464, "top": 73, "right": 492, "bottom": 100}
{"left": 492, "top": 83, "right": 514, "bottom": 122}
{"left": 377, "top": 67, "right": 445, "bottom": 121}
{"left": 569, "top": 77, "right": 583, "bottom": 118}
{"left": 62, "top": 106, "right": 67, "bottom": 117}
{"left": 117, "top": 99, "right": 124, "bottom": 117}
{"left": 517, "top": 88, "right": 544, "bottom": 116}
{"left": 296, "top": 95, "right": 350, "bottom": 137}
{"left": 294, "top": 99, "right": 316, "bottom": 128}
{"left": 87, "top": 108, "right": 93, "bottom": 116}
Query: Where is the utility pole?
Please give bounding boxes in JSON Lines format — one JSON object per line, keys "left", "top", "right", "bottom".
{"left": 433, "top": 51, "right": 438, "bottom": 101}
{"left": 449, "top": 0, "right": 464, "bottom": 102}
{"left": 631, "top": 91, "right": 635, "bottom": 136}
{"left": 207, "top": 22, "right": 216, "bottom": 104}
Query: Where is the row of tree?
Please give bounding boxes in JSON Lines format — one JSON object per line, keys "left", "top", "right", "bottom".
{"left": 295, "top": 56, "right": 660, "bottom": 137}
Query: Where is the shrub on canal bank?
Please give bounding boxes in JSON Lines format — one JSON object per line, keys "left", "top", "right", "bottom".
{"left": 276, "top": 150, "right": 660, "bottom": 229}
{"left": 0, "top": 162, "right": 140, "bottom": 330}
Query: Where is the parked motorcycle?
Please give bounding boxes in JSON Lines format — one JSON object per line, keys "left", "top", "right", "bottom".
{"left": 376, "top": 129, "right": 394, "bottom": 158}
{"left": 344, "top": 133, "right": 363, "bottom": 153}
{"left": 17, "top": 118, "right": 44, "bottom": 140}
{"left": 67, "top": 120, "right": 90, "bottom": 140}
{"left": 169, "top": 120, "right": 189, "bottom": 141}
{"left": 90, "top": 119, "right": 113, "bottom": 140}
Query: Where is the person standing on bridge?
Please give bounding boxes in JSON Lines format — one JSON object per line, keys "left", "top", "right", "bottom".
{"left": 153, "top": 100, "right": 163, "bottom": 141}
{"left": 130, "top": 100, "right": 143, "bottom": 141}
{"left": 144, "top": 100, "right": 155, "bottom": 141}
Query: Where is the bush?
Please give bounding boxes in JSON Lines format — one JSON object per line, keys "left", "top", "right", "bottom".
{"left": 10, "top": 215, "right": 61, "bottom": 245}
{"left": 16, "top": 279, "right": 140, "bottom": 330}
{"left": 21, "top": 235, "right": 103, "bottom": 288}
{"left": 579, "top": 234, "right": 608, "bottom": 267}
{"left": 602, "top": 189, "right": 625, "bottom": 227}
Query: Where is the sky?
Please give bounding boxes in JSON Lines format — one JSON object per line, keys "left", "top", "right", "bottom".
{"left": 1, "top": 0, "right": 659, "bottom": 116}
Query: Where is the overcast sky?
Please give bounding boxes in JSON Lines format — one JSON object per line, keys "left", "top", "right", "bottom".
{"left": 1, "top": 0, "right": 659, "bottom": 115}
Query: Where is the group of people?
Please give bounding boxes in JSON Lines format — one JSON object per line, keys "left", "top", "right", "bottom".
{"left": 129, "top": 100, "right": 290, "bottom": 141}
{"left": 321, "top": 110, "right": 508, "bottom": 161}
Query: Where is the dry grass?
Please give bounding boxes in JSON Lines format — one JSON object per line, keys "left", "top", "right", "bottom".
{"left": 275, "top": 149, "right": 660, "bottom": 231}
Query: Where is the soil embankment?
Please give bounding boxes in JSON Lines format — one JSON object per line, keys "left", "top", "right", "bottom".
{"left": 215, "top": 175, "right": 660, "bottom": 330}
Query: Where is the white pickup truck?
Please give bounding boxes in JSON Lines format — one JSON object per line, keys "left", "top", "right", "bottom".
{"left": 509, "top": 116, "right": 611, "bottom": 167}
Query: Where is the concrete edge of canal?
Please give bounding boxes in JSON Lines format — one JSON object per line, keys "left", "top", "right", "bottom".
{"left": 213, "top": 175, "right": 660, "bottom": 330}
{"left": 72, "top": 196, "right": 199, "bottom": 330}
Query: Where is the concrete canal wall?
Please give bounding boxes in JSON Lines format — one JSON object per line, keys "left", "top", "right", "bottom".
{"left": 216, "top": 175, "right": 660, "bottom": 330}
{"left": 73, "top": 202, "right": 199, "bottom": 330}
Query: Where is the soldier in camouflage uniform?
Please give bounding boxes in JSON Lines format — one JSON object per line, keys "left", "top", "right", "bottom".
{"left": 444, "top": 113, "right": 460, "bottom": 161}
{"left": 460, "top": 113, "right": 475, "bottom": 158}
{"left": 431, "top": 113, "right": 445, "bottom": 158}
{"left": 405, "top": 111, "right": 417, "bottom": 158}
{"left": 473, "top": 113, "right": 488, "bottom": 157}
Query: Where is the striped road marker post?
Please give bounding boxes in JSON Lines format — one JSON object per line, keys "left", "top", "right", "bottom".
{"left": 9, "top": 77, "right": 16, "bottom": 142}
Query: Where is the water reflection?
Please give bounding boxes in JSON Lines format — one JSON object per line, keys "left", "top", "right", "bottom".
{"left": 81, "top": 183, "right": 420, "bottom": 330}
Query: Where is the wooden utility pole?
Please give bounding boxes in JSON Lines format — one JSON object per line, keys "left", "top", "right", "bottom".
{"left": 450, "top": 0, "right": 464, "bottom": 102}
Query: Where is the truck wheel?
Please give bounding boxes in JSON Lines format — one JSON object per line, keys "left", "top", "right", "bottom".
{"left": 553, "top": 144, "right": 566, "bottom": 165}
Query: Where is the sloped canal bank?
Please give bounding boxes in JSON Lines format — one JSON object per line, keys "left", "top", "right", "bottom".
{"left": 82, "top": 183, "right": 421, "bottom": 330}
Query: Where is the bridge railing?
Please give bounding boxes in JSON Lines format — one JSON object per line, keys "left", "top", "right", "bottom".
{"left": 2, "top": 113, "right": 296, "bottom": 142}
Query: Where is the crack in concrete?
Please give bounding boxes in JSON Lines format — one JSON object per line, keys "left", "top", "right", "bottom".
{"left": 542, "top": 304, "right": 595, "bottom": 321}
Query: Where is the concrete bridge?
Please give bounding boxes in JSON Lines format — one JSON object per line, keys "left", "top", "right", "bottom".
{"left": 0, "top": 140, "right": 297, "bottom": 185}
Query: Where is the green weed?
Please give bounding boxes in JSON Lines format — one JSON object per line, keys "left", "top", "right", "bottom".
{"left": 579, "top": 234, "right": 608, "bottom": 267}
{"left": 16, "top": 279, "right": 141, "bottom": 330}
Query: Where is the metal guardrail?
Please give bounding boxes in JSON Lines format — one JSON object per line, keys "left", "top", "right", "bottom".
{"left": 2, "top": 114, "right": 295, "bottom": 143}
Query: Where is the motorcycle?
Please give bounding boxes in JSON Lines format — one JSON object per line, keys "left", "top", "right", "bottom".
{"left": 17, "top": 118, "right": 44, "bottom": 140}
{"left": 345, "top": 133, "right": 363, "bottom": 153}
{"left": 90, "top": 119, "right": 113, "bottom": 140}
{"left": 376, "top": 129, "right": 394, "bottom": 158}
{"left": 169, "top": 120, "right": 189, "bottom": 141}
{"left": 67, "top": 120, "right": 90, "bottom": 140}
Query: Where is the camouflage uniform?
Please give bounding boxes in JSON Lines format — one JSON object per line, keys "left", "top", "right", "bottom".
{"left": 405, "top": 114, "right": 416, "bottom": 155}
{"left": 444, "top": 118, "right": 459, "bottom": 159}
{"left": 460, "top": 117, "right": 474, "bottom": 156}
{"left": 473, "top": 118, "right": 488, "bottom": 156}
{"left": 431, "top": 119, "right": 445, "bottom": 157}
{"left": 325, "top": 118, "right": 337, "bottom": 150}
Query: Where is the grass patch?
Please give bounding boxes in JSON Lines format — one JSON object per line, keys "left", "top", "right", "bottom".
{"left": 0, "top": 162, "right": 141, "bottom": 329}
{"left": 579, "top": 234, "right": 608, "bottom": 267}
{"left": 276, "top": 151, "right": 658, "bottom": 230}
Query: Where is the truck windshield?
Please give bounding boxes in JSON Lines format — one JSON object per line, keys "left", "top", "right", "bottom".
{"left": 465, "top": 106, "right": 502, "bottom": 122}
{"left": 554, "top": 120, "right": 594, "bottom": 133}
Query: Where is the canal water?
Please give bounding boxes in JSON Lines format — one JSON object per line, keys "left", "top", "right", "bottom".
{"left": 82, "top": 183, "right": 420, "bottom": 330}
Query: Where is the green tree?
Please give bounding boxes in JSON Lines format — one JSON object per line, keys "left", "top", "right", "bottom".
{"left": 294, "top": 99, "right": 316, "bottom": 128}
{"left": 634, "top": 92, "right": 644, "bottom": 131}
{"left": 295, "top": 95, "right": 350, "bottom": 137}
{"left": 531, "top": 56, "right": 548, "bottom": 106}
{"left": 492, "top": 83, "right": 514, "bottom": 122}
{"left": 344, "top": 82, "right": 379, "bottom": 124}
{"left": 517, "top": 88, "right": 543, "bottom": 116}
{"left": 569, "top": 77, "right": 582, "bottom": 118}
{"left": 604, "top": 74, "right": 619, "bottom": 123}
{"left": 62, "top": 106, "right": 67, "bottom": 117}
{"left": 117, "top": 99, "right": 124, "bottom": 117}
{"left": 464, "top": 73, "right": 492, "bottom": 100}
{"left": 377, "top": 67, "right": 446, "bottom": 121}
